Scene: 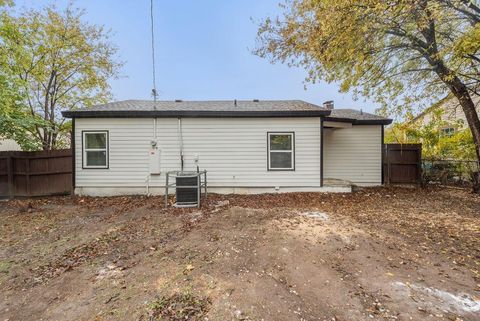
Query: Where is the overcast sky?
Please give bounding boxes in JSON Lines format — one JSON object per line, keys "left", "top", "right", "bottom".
{"left": 15, "top": 0, "right": 380, "bottom": 112}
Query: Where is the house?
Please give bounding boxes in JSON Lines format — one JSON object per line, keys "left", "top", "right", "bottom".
{"left": 0, "top": 138, "right": 22, "bottom": 151}
{"left": 62, "top": 100, "right": 392, "bottom": 196}
{"left": 410, "top": 95, "right": 480, "bottom": 135}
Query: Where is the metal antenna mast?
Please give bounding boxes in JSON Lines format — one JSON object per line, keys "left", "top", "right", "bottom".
{"left": 150, "top": 0, "right": 158, "bottom": 107}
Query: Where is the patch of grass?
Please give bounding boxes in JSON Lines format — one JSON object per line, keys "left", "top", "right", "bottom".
{"left": 0, "top": 260, "right": 13, "bottom": 274}
{"left": 147, "top": 290, "right": 211, "bottom": 321}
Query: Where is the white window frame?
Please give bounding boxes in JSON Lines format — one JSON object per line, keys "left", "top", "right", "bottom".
{"left": 82, "top": 131, "right": 109, "bottom": 169}
{"left": 267, "top": 132, "right": 295, "bottom": 171}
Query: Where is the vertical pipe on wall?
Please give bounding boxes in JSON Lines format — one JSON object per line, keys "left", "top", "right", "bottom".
{"left": 153, "top": 117, "right": 157, "bottom": 140}
{"left": 148, "top": 117, "right": 158, "bottom": 196}
{"left": 145, "top": 175, "right": 150, "bottom": 195}
{"left": 71, "top": 118, "right": 76, "bottom": 193}
{"left": 381, "top": 125, "right": 385, "bottom": 185}
{"left": 177, "top": 118, "right": 184, "bottom": 171}
{"left": 320, "top": 117, "right": 324, "bottom": 187}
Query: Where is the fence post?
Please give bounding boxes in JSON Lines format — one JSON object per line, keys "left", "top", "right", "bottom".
{"left": 7, "top": 156, "right": 13, "bottom": 199}
{"left": 386, "top": 146, "right": 391, "bottom": 185}
{"left": 26, "top": 157, "right": 31, "bottom": 196}
{"left": 417, "top": 146, "right": 422, "bottom": 186}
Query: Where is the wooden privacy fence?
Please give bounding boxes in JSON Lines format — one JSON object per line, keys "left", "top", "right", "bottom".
{"left": 383, "top": 143, "right": 422, "bottom": 185}
{"left": 0, "top": 149, "right": 73, "bottom": 199}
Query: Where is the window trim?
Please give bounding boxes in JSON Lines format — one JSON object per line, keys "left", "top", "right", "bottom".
{"left": 267, "top": 132, "right": 295, "bottom": 171}
{"left": 82, "top": 130, "right": 109, "bottom": 169}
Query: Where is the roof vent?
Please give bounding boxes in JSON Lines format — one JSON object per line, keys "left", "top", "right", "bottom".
{"left": 253, "top": 99, "right": 259, "bottom": 102}
{"left": 323, "top": 100, "right": 334, "bottom": 110}
{"left": 175, "top": 99, "right": 183, "bottom": 103}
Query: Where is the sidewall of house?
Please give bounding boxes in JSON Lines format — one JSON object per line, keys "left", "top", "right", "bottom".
{"left": 323, "top": 125, "right": 382, "bottom": 186}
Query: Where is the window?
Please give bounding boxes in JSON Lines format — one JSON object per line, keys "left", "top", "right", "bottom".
{"left": 440, "top": 127, "right": 456, "bottom": 137}
{"left": 268, "top": 132, "right": 295, "bottom": 170}
{"left": 83, "top": 131, "right": 108, "bottom": 168}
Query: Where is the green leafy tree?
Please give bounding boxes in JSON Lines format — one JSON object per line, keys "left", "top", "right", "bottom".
{"left": 255, "top": 0, "right": 480, "bottom": 167}
{"left": 0, "top": 1, "right": 31, "bottom": 147}
{"left": 0, "top": 4, "right": 122, "bottom": 150}
{"left": 386, "top": 109, "right": 476, "bottom": 160}
{"left": 0, "top": 74, "right": 43, "bottom": 150}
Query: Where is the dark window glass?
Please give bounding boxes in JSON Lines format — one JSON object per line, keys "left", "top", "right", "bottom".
{"left": 270, "top": 135, "right": 292, "bottom": 150}
{"left": 86, "top": 151, "right": 107, "bottom": 166}
{"left": 440, "top": 127, "right": 455, "bottom": 137}
{"left": 85, "top": 133, "right": 107, "bottom": 149}
{"left": 270, "top": 152, "right": 292, "bottom": 169}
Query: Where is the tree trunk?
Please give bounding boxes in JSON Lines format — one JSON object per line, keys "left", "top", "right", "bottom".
{"left": 429, "top": 60, "right": 480, "bottom": 192}
{"left": 453, "top": 89, "right": 480, "bottom": 193}
{"left": 446, "top": 79, "right": 480, "bottom": 192}
{"left": 413, "top": 10, "right": 480, "bottom": 191}
{"left": 451, "top": 85, "right": 480, "bottom": 162}
{"left": 473, "top": 171, "right": 480, "bottom": 193}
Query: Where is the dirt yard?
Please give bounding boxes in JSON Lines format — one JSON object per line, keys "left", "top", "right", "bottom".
{"left": 0, "top": 187, "right": 479, "bottom": 321}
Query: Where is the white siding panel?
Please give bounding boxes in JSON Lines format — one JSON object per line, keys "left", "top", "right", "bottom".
{"left": 323, "top": 125, "right": 382, "bottom": 185}
{"left": 75, "top": 118, "right": 321, "bottom": 190}
{"left": 0, "top": 138, "right": 22, "bottom": 151}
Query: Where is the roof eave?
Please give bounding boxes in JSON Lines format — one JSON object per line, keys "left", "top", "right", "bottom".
{"left": 62, "top": 110, "right": 332, "bottom": 118}
{"left": 324, "top": 116, "right": 392, "bottom": 125}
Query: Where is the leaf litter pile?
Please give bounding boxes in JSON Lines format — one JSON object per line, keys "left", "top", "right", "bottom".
{"left": 0, "top": 186, "right": 479, "bottom": 321}
{"left": 145, "top": 291, "right": 211, "bottom": 321}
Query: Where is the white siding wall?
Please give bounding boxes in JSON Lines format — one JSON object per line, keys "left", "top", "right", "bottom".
{"left": 75, "top": 117, "right": 322, "bottom": 193}
{"left": 0, "top": 138, "right": 22, "bottom": 151}
{"left": 323, "top": 125, "right": 382, "bottom": 185}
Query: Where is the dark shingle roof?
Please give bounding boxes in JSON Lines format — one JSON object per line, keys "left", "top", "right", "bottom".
{"left": 61, "top": 100, "right": 392, "bottom": 124}
{"left": 69, "top": 100, "right": 325, "bottom": 112}
{"left": 62, "top": 100, "right": 330, "bottom": 118}
{"left": 326, "top": 109, "right": 392, "bottom": 125}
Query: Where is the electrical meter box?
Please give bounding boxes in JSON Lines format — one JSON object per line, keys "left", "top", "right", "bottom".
{"left": 149, "top": 148, "right": 161, "bottom": 174}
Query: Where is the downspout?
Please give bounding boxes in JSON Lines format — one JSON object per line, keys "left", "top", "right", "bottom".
{"left": 178, "top": 117, "right": 184, "bottom": 171}
{"left": 381, "top": 125, "right": 385, "bottom": 185}
{"left": 71, "top": 118, "right": 76, "bottom": 194}
{"left": 320, "top": 117, "right": 324, "bottom": 187}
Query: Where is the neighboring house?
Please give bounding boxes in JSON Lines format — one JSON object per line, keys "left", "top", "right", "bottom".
{"left": 411, "top": 95, "right": 480, "bottom": 135}
{"left": 0, "top": 132, "right": 70, "bottom": 152}
{"left": 0, "top": 138, "right": 22, "bottom": 151}
{"left": 62, "top": 100, "right": 392, "bottom": 196}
